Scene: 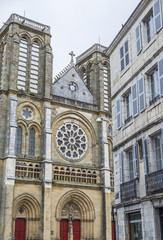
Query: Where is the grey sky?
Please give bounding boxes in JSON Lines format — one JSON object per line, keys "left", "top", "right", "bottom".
{"left": 1, "top": 0, "right": 140, "bottom": 77}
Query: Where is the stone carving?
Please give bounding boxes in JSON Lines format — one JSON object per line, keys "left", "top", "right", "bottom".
{"left": 56, "top": 123, "right": 88, "bottom": 160}
{"left": 61, "top": 202, "right": 81, "bottom": 219}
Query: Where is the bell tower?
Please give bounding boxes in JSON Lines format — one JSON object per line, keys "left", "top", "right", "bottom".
{"left": 0, "top": 14, "right": 52, "bottom": 98}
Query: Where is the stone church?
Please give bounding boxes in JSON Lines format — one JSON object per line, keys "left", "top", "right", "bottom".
{"left": 0, "top": 14, "right": 114, "bottom": 240}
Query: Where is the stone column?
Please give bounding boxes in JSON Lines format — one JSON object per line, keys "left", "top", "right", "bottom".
{"left": 3, "top": 94, "right": 17, "bottom": 239}
{"left": 97, "top": 115, "right": 111, "bottom": 240}
{"left": 42, "top": 102, "right": 52, "bottom": 240}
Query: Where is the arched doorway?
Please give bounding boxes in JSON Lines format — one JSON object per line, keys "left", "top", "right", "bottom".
{"left": 13, "top": 194, "right": 40, "bottom": 240}
{"left": 60, "top": 202, "right": 81, "bottom": 240}
{"left": 56, "top": 190, "right": 95, "bottom": 239}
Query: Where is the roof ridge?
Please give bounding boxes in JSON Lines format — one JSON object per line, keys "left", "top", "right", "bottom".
{"left": 54, "top": 62, "right": 74, "bottom": 83}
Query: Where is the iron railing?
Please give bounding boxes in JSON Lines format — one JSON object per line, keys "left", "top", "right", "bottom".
{"left": 145, "top": 169, "right": 163, "bottom": 195}
{"left": 120, "top": 179, "right": 137, "bottom": 202}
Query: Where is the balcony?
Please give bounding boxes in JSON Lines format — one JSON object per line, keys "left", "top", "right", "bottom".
{"left": 15, "top": 162, "right": 41, "bottom": 180}
{"left": 53, "top": 166, "right": 102, "bottom": 186}
{"left": 145, "top": 169, "right": 163, "bottom": 195}
{"left": 120, "top": 179, "right": 137, "bottom": 202}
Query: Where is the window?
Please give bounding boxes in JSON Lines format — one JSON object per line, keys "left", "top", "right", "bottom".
{"left": 153, "top": 133, "right": 163, "bottom": 170}
{"left": 17, "top": 37, "right": 40, "bottom": 93}
{"left": 103, "top": 63, "right": 109, "bottom": 111}
{"left": 28, "top": 128, "right": 35, "bottom": 156}
{"left": 15, "top": 126, "right": 22, "bottom": 155}
{"left": 17, "top": 37, "right": 28, "bottom": 90}
{"left": 82, "top": 69, "right": 87, "bottom": 84}
{"left": 124, "top": 92, "right": 132, "bottom": 124}
{"left": 29, "top": 41, "right": 39, "bottom": 93}
{"left": 127, "top": 143, "right": 139, "bottom": 181}
{"left": 127, "top": 149, "right": 134, "bottom": 180}
{"left": 145, "top": 14, "right": 154, "bottom": 43}
{"left": 120, "top": 40, "right": 129, "bottom": 71}
{"left": 129, "top": 213, "right": 143, "bottom": 240}
{"left": 143, "top": 0, "right": 162, "bottom": 44}
{"left": 116, "top": 97, "right": 121, "bottom": 129}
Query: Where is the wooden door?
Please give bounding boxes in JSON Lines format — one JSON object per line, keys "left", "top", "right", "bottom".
{"left": 15, "top": 218, "right": 26, "bottom": 240}
{"left": 73, "top": 219, "right": 80, "bottom": 240}
{"left": 60, "top": 219, "right": 68, "bottom": 240}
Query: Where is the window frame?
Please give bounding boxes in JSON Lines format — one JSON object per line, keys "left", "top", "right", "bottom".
{"left": 153, "top": 133, "right": 163, "bottom": 171}
{"left": 120, "top": 40, "right": 129, "bottom": 72}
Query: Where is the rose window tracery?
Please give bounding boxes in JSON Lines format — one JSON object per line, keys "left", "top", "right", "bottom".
{"left": 56, "top": 123, "right": 88, "bottom": 160}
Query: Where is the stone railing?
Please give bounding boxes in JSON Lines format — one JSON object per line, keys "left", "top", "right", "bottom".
{"left": 52, "top": 95, "right": 98, "bottom": 111}
{"left": 145, "top": 169, "right": 163, "bottom": 195}
{"left": 0, "top": 13, "right": 50, "bottom": 36}
{"left": 53, "top": 166, "right": 102, "bottom": 185}
{"left": 15, "top": 162, "right": 41, "bottom": 180}
{"left": 120, "top": 179, "right": 137, "bottom": 202}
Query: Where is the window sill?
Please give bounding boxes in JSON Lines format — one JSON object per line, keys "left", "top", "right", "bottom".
{"left": 120, "top": 65, "right": 130, "bottom": 78}
{"left": 149, "top": 95, "right": 160, "bottom": 106}
{"left": 143, "top": 37, "right": 156, "bottom": 53}
{"left": 123, "top": 117, "right": 133, "bottom": 130}
{"left": 147, "top": 97, "right": 161, "bottom": 112}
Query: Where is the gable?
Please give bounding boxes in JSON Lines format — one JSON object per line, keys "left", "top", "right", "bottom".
{"left": 52, "top": 67, "right": 93, "bottom": 104}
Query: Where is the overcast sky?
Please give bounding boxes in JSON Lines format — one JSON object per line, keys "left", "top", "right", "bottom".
{"left": 1, "top": 0, "right": 140, "bottom": 77}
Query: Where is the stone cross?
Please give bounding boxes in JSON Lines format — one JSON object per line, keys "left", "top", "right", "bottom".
{"left": 69, "top": 51, "right": 75, "bottom": 63}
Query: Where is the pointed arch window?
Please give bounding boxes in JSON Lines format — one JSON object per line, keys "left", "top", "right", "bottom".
{"left": 28, "top": 128, "right": 35, "bottom": 156}
{"left": 16, "top": 126, "right": 22, "bottom": 155}
{"left": 17, "top": 37, "right": 28, "bottom": 90}
{"left": 103, "top": 63, "right": 109, "bottom": 111}
{"left": 30, "top": 41, "right": 39, "bottom": 93}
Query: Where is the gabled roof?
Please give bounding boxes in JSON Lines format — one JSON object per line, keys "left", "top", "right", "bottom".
{"left": 52, "top": 63, "right": 93, "bottom": 104}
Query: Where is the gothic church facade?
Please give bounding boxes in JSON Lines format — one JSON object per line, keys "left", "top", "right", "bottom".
{"left": 0, "top": 14, "right": 113, "bottom": 240}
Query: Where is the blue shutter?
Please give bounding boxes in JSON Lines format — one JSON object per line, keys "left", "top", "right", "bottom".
{"left": 28, "top": 128, "right": 35, "bottom": 156}
{"left": 132, "top": 83, "right": 138, "bottom": 117}
{"left": 120, "top": 46, "right": 124, "bottom": 71}
{"left": 132, "top": 142, "right": 139, "bottom": 179}
{"left": 158, "top": 58, "right": 163, "bottom": 96}
{"left": 142, "top": 137, "right": 150, "bottom": 174}
{"left": 136, "top": 24, "right": 142, "bottom": 55}
{"left": 119, "top": 151, "right": 124, "bottom": 183}
{"left": 153, "top": 0, "right": 162, "bottom": 33}
{"left": 116, "top": 97, "right": 121, "bottom": 129}
{"left": 138, "top": 76, "right": 146, "bottom": 112}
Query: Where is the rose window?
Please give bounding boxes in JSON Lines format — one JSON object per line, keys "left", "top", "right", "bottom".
{"left": 56, "top": 123, "right": 88, "bottom": 160}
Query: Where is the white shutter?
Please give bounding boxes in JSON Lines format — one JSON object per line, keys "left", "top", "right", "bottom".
{"left": 136, "top": 24, "right": 142, "bottom": 55}
{"left": 142, "top": 137, "right": 149, "bottom": 174}
{"left": 138, "top": 76, "right": 146, "bottom": 112}
{"left": 132, "top": 142, "right": 139, "bottom": 179}
{"left": 120, "top": 46, "right": 124, "bottom": 71}
{"left": 116, "top": 97, "right": 121, "bottom": 129}
{"left": 119, "top": 151, "right": 124, "bottom": 183}
{"left": 132, "top": 83, "right": 138, "bottom": 117}
{"left": 158, "top": 58, "right": 163, "bottom": 96}
{"left": 153, "top": 0, "right": 162, "bottom": 33}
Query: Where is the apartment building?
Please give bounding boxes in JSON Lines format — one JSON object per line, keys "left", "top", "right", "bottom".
{"left": 106, "top": 0, "right": 163, "bottom": 239}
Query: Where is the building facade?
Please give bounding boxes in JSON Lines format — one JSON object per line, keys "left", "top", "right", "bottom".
{"left": 0, "top": 14, "right": 114, "bottom": 240}
{"left": 106, "top": 0, "right": 163, "bottom": 239}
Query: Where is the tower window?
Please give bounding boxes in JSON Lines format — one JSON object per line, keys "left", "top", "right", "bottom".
{"left": 30, "top": 41, "right": 39, "bottom": 93}
{"left": 103, "top": 64, "right": 109, "bottom": 111}
{"left": 28, "top": 128, "right": 35, "bottom": 156}
{"left": 16, "top": 126, "right": 22, "bottom": 155}
{"left": 82, "top": 69, "right": 87, "bottom": 84}
{"left": 17, "top": 37, "right": 28, "bottom": 90}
